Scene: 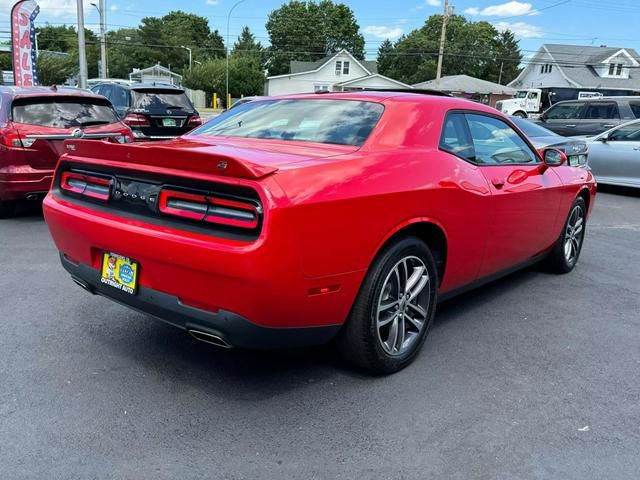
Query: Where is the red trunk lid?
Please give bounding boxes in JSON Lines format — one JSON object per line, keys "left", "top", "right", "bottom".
{"left": 12, "top": 122, "right": 130, "bottom": 170}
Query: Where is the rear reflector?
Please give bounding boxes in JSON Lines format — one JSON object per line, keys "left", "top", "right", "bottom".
{"left": 60, "top": 171, "right": 112, "bottom": 201}
{"left": 158, "top": 189, "right": 260, "bottom": 229}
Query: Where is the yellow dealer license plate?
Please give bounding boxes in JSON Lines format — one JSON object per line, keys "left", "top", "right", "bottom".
{"left": 100, "top": 252, "right": 139, "bottom": 295}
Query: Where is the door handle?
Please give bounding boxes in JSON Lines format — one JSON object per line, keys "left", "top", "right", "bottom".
{"left": 603, "top": 124, "right": 616, "bottom": 128}
{"left": 633, "top": 147, "right": 640, "bottom": 151}
{"left": 565, "top": 124, "right": 577, "bottom": 128}
{"left": 491, "top": 178, "right": 505, "bottom": 189}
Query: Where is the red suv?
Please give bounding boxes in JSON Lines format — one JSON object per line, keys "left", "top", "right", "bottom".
{"left": 43, "top": 92, "right": 596, "bottom": 373}
{"left": 0, "top": 86, "right": 133, "bottom": 216}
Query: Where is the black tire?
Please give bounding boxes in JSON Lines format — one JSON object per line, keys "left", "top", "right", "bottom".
{"left": 0, "top": 200, "right": 15, "bottom": 219}
{"left": 547, "top": 197, "right": 587, "bottom": 273}
{"left": 513, "top": 111, "right": 527, "bottom": 118}
{"left": 336, "top": 236, "right": 438, "bottom": 374}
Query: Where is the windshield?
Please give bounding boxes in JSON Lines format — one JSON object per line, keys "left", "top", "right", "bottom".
{"left": 131, "top": 90, "right": 194, "bottom": 111}
{"left": 516, "top": 91, "right": 528, "bottom": 99}
{"left": 192, "top": 99, "right": 385, "bottom": 146}
{"left": 12, "top": 98, "right": 118, "bottom": 128}
{"left": 510, "top": 116, "right": 559, "bottom": 138}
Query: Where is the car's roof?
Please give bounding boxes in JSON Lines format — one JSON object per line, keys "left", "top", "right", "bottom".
{"left": 257, "top": 90, "right": 500, "bottom": 115}
{"left": 0, "top": 85, "right": 101, "bottom": 96}
{"left": 0, "top": 85, "right": 109, "bottom": 101}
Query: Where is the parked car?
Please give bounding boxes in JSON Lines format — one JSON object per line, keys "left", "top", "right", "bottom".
{"left": 510, "top": 116, "right": 588, "bottom": 167}
{"left": 90, "top": 82, "right": 201, "bottom": 141}
{"left": 535, "top": 96, "right": 640, "bottom": 137}
{"left": 0, "top": 86, "right": 133, "bottom": 217}
{"left": 43, "top": 92, "right": 596, "bottom": 373}
{"left": 228, "top": 96, "right": 263, "bottom": 110}
{"left": 585, "top": 119, "right": 640, "bottom": 188}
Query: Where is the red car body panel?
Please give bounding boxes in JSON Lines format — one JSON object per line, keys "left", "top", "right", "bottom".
{"left": 43, "top": 92, "right": 597, "bottom": 345}
{"left": 0, "top": 87, "right": 133, "bottom": 201}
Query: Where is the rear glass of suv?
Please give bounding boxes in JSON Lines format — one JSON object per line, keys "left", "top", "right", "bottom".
{"left": 12, "top": 97, "right": 118, "bottom": 128}
{"left": 193, "top": 99, "right": 384, "bottom": 147}
{"left": 131, "top": 89, "right": 194, "bottom": 111}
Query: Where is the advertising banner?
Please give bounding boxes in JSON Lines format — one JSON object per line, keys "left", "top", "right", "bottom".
{"left": 11, "top": 0, "right": 40, "bottom": 86}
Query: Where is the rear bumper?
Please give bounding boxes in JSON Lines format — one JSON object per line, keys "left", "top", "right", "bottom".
{"left": 0, "top": 165, "right": 53, "bottom": 201}
{"left": 60, "top": 254, "right": 341, "bottom": 349}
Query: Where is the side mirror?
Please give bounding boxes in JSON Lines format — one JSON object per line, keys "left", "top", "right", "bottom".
{"left": 543, "top": 148, "right": 566, "bottom": 167}
{"left": 599, "top": 134, "right": 609, "bottom": 143}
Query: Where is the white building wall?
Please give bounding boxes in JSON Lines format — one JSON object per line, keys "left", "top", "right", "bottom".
{"left": 266, "top": 52, "right": 370, "bottom": 95}
{"left": 509, "top": 50, "right": 576, "bottom": 89}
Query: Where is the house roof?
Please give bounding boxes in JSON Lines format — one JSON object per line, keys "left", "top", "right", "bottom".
{"left": 412, "top": 75, "right": 517, "bottom": 95}
{"left": 335, "top": 73, "right": 412, "bottom": 89}
{"left": 290, "top": 56, "right": 377, "bottom": 75}
{"left": 535, "top": 44, "right": 640, "bottom": 89}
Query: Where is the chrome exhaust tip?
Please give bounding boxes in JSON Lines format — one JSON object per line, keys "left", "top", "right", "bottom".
{"left": 187, "top": 329, "right": 232, "bottom": 349}
{"left": 25, "top": 193, "right": 40, "bottom": 201}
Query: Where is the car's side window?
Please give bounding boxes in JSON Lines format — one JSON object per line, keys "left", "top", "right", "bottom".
{"left": 439, "top": 113, "right": 475, "bottom": 162}
{"left": 100, "top": 85, "right": 114, "bottom": 102}
{"left": 111, "top": 87, "right": 129, "bottom": 109}
{"left": 545, "top": 102, "right": 585, "bottom": 120}
{"left": 629, "top": 102, "right": 640, "bottom": 118}
{"left": 584, "top": 102, "right": 619, "bottom": 120}
{"left": 465, "top": 114, "right": 538, "bottom": 165}
{"left": 608, "top": 123, "right": 640, "bottom": 142}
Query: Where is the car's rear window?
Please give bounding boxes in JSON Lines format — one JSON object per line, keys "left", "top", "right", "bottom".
{"left": 511, "top": 116, "right": 559, "bottom": 138}
{"left": 193, "top": 99, "right": 384, "bottom": 146}
{"left": 131, "top": 90, "right": 193, "bottom": 110}
{"left": 12, "top": 97, "right": 118, "bottom": 128}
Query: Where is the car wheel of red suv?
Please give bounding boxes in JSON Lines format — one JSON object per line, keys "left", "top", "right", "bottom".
{"left": 337, "top": 236, "right": 438, "bottom": 374}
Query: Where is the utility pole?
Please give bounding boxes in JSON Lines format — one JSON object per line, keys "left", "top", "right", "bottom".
{"left": 76, "top": 0, "right": 88, "bottom": 88}
{"left": 98, "top": 0, "right": 107, "bottom": 78}
{"left": 91, "top": 1, "right": 107, "bottom": 78}
{"left": 436, "top": 0, "right": 451, "bottom": 80}
{"left": 498, "top": 61, "right": 504, "bottom": 84}
{"left": 226, "top": 0, "right": 246, "bottom": 108}
{"left": 181, "top": 46, "right": 192, "bottom": 70}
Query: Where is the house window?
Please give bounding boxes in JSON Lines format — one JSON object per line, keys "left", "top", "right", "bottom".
{"left": 335, "top": 61, "right": 342, "bottom": 75}
{"left": 609, "top": 63, "right": 624, "bottom": 76}
{"left": 540, "top": 64, "right": 552, "bottom": 74}
{"left": 343, "top": 61, "right": 350, "bottom": 75}
{"left": 313, "top": 85, "right": 329, "bottom": 92}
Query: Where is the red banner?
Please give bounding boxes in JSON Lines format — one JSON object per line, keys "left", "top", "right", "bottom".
{"left": 11, "top": 0, "right": 40, "bottom": 86}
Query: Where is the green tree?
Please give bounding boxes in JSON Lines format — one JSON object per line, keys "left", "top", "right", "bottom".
{"left": 232, "top": 26, "right": 265, "bottom": 66}
{"left": 377, "top": 39, "right": 395, "bottom": 76}
{"left": 35, "top": 24, "right": 100, "bottom": 78}
{"left": 266, "top": 0, "right": 365, "bottom": 75}
{"left": 138, "top": 10, "right": 225, "bottom": 73}
{"left": 377, "top": 14, "right": 522, "bottom": 85}
{"left": 37, "top": 53, "right": 77, "bottom": 85}
{"left": 183, "top": 56, "right": 265, "bottom": 102}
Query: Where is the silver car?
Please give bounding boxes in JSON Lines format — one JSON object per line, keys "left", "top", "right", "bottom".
{"left": 587, "top": 120, "right": 640, "bottom": 188}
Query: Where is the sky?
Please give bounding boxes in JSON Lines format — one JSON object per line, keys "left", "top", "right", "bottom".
{"left": 1, "top": 0, "right": 639, "bottom": 62}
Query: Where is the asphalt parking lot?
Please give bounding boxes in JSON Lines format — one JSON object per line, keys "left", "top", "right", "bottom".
{"left": 1, "top": 188, "right": 639, "bottom": 479}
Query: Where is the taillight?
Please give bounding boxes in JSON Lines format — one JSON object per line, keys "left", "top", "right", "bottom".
{"left": 0, "top": 126, "right": 33, "bottom": 148}
{"left": 60, "top": 171, "right": 112, "bottom": 201}
{"left": 123, "top": 114, "right": 150, "bottom": 127}
{"left": 158, "top": 189, "right": 260, "bottom": 229}
{"left": 187, "top": 115, "right": 202, "bottom": 127}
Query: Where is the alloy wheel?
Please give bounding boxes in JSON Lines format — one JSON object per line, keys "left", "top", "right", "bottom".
{"left": 564, "top": 204, "right": 585, "bottom": 265}
{"left": 376, "top": 256, "right": 431, "bottom": 356}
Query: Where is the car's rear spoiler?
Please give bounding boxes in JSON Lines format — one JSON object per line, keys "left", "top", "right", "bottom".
{"left": 61, "top": 139, "right": 278, "bottom": 180}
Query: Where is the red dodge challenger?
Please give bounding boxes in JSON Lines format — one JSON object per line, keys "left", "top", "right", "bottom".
{"left": 43, "top": 91, "right": 596, "bottom": 373}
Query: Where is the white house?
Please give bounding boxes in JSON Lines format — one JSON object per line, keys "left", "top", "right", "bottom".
{"left": 509, "top": 44, "right": 640, "bottom": 92}
{"left": 266, "top": 49, "right": 411, "bottom": 95}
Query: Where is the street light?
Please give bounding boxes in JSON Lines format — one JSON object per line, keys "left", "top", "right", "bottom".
{"left": 226, "top": 0, "right": 246, "bottom": 107}
{"left": 181, "top": 45, "right": 192, "bottom": 71}
{"left": 90, "top": 0, "right": 107, "bottom": 78}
